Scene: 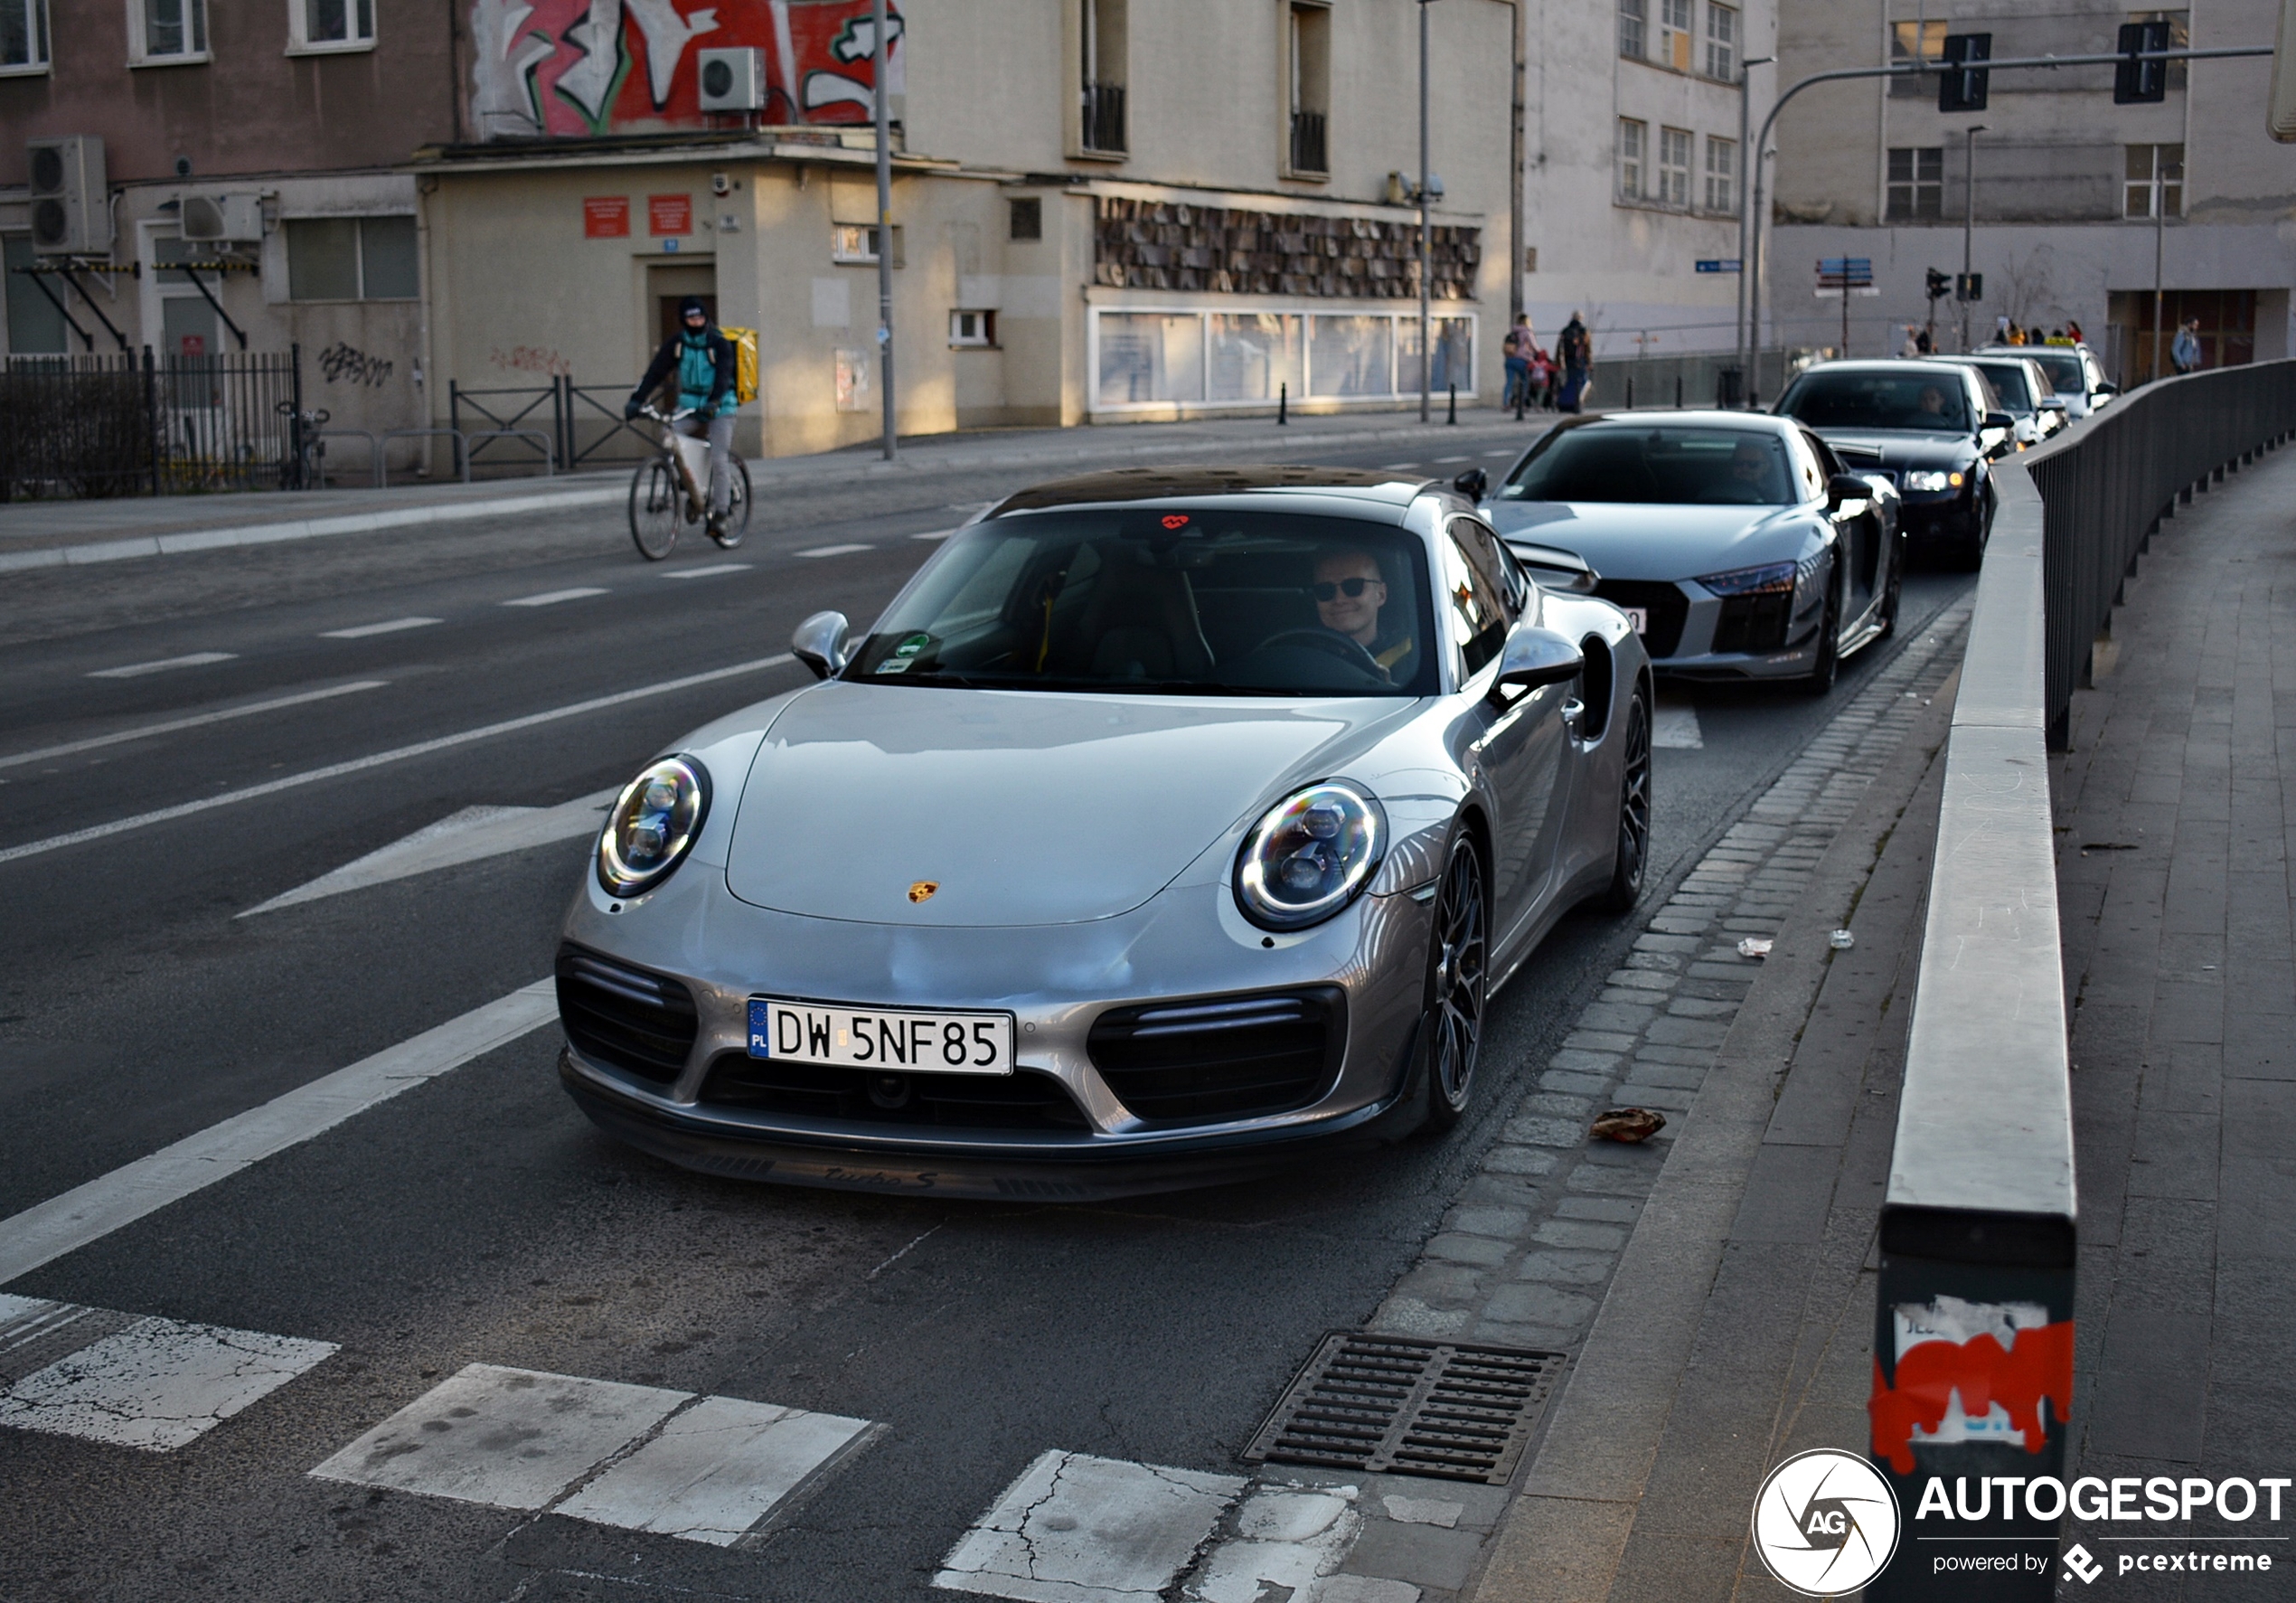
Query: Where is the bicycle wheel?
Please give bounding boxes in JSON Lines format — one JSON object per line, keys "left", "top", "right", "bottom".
{"left": 628, "top": 458, "right": 681, "bottom": 561}
{"left": 710, "top": 457, "right": 753, "bottom": 549}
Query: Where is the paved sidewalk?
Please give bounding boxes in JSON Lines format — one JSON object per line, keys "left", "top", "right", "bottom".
{"left": 0, "top": 406, "right": 1539, "bottom": 571}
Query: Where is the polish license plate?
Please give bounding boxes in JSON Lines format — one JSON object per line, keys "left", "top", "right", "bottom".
{"left": 1621, "top": 606, "right": 1649, "bottom": 636}
{"left": 748, "top": 998, "right": 1013, "bottom": 1074}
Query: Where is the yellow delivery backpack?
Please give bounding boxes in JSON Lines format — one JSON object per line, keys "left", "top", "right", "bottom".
{"left": 720, "top": 325, "right": 760, "bottom": 405}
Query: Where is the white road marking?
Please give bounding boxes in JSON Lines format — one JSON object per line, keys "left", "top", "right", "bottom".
{"left": 0, "top": 680, "right": 386, "bottom": 772}
{"left": 503, "top": 587, "right": 610, "bottom": 607}
{"left": 1652, "top": 700, "right": 1704, "bottom": 750}
{"left": 796, "top": 543, "right": 871, "bottom": 558}
{"left": 0, "top": 981, "right": 556, "bottom": 1285}
{"left": 936, "top": 1449, "right": 1246, "bottom": 1603}
{"left": 912, "top": 528, "right": 957, "bottom": 542}
{"left": 240, "top": 790, "right": 616, "bottom": 917}
{"left": 1434, "top": 456, "right": 1473, "bottom": 464}
{"left": 1379, "top": 462, "right": 1420, "bottom": 471}
{"left": 657, "top": 562, "right": 751, "bottom": 580}
{"left": 1484, "top": 448, "right": 1518, "bottom": 457}
{"left": 89, "top": 651, "right": 237, "bottom": 679}
{"left": 0, "top": 1311, "right": 334, "bottom": 1452}
{"left": 0, "top": 654, "right": 795, "bottom": 866}
{"left": 321, "top": 617, "right": 442, "bottom": 639}
{"left": 556, "top": 1395, "right": 877, "bottom": 1545}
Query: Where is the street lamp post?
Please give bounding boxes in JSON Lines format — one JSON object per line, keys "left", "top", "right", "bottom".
{"left": 1418, "top": 0, "right": 1434, "bottom": 424}
{"left": 1960, "top": 124, "right": 1984, "bottom": 352}
{"left": 1734, "top": 54, "right": 1773, "bottom": 407}
{"left": 872, "top": 0, "right": 896, "bottom": 461}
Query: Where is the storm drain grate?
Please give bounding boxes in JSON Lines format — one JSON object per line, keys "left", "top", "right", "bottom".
{"left": 1242, "top": 1332, "right": 1568, "bottom": 1485}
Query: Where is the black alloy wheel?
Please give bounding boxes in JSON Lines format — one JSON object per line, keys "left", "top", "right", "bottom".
{"left": 1596, "top": 689, "right": 1652, "bottom": 913}
{"left": 1802, "top": 559, "right": 1841, "bottom": 696}
{"left": 1420, "top": 831, "right": 1489, "bottom": 1134}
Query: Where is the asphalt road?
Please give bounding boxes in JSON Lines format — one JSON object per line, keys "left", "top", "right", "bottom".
{"left": 0, "top": 429, "right": 1972, "bottom": 1603}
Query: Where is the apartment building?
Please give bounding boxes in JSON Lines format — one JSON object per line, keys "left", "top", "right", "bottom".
{"left": 1765, "top": 0, "right": 2294, "bottom": 377}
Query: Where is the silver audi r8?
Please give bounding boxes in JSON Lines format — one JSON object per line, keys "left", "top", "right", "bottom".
{"left": 555, "top": 467, "right": 1653, "bottom": 1198}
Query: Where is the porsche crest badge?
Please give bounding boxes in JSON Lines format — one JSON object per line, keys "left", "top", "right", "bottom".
{"left": 908, "top": 881, "right": 939, "bottom": 903}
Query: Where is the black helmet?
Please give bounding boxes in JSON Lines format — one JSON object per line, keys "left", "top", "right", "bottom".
{"left": 678, "top": 296, "right": 708, "bottom": 322}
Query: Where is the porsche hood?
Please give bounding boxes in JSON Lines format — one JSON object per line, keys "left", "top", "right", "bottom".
{"left": 723, "top": 683, "right": 1398, "bottom": 927}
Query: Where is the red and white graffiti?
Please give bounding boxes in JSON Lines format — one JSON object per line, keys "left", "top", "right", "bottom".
{"left": 471, "top": 0, "right": 903, "bottom": 139}
{"left": 1869, "top": 1297, "right": 2075, "bottom": 1476}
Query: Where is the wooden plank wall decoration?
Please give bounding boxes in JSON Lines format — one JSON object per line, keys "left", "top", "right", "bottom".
{"left": 1093, "top": 198, "right": 1481, "bottom": 299}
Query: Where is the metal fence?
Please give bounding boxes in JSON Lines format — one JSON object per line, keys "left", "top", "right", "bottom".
{"left": 447, "top": 375, "right": 654, "bottom": 476}
{"left": 0, "top": 349, "right": 306, "bottom": 500}
{"left": 1585, "top": 347, "right": 1805, "bottom": 413}
{"left": 2024, "top": 360, "right": 2296, "bottom": 746}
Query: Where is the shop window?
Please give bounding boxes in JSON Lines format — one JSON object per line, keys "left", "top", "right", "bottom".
{"left": 1658, "top": 127, "right": 1692, "bottom": 207}
{"left": 289, "top": 0, "right": 372, "bottom": 52}
{"left": 1009, "top": 197, "right": 1041, "bottom": 241}
{"left": 130, "top": 0, "right": 207, "bottom": 63}
{"left": 949, "top": 309, "right": 997, "bottom": 347}
{"left": 1, "top": 0, "right": 49, "bottom": 73}
{"left": 1886, "top": 146, "right": 1943, "bottom": 221}
{"left": 1659, "top": 0, "right": 1692, "bottom": 71}
{"left": 1705, "top": 3, "right": 1735, "bottom": 80}
{"left": 285, "top": 215, "right": 417, "bottom": 301}
{"left": 1617, "top": 118, "right": 1646, "bottom": 201}
{"left": 2124, "top": 143, "right": 2183, "bottom": 218}
{"left": 1889, "top": 19, "right": 1944, "bottom": 98}
{"left": 1080, "top": 0, "right": 1127, "bottom": 155}
{"left": 1704, "top": 137, "right": 1736, "bottom": 213}
{"left": 1618, "top": 0, "right": 1644, "bottom": 59}
{"left": 1286, "top": 2, "right": 1330, "bottom": 177}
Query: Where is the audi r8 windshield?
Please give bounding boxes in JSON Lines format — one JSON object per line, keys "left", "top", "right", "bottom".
{"left": 1496, "top": 424, "right": 1795, "bottom": 506}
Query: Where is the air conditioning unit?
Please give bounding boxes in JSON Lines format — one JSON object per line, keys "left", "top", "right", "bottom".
{"left": 27, "top": 135, "right": 111, "bottom": 256}
{"left": 697, "top": 47, "right": 766, "bottom": 112}
{"left": 180, "top": 193, "right": 265, "bottom": 243}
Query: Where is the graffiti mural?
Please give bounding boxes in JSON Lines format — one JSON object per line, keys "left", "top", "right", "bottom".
{"left": 471, "top": 0, "right": 904, "bottom": 140}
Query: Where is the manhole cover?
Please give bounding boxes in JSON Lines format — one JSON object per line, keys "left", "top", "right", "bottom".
{"left": 1242, "top": 1332, "right": 1567, "bottom": 1485}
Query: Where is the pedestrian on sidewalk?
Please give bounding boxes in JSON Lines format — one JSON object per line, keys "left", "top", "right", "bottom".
{"left": 1529, "top": 344, "right": 1554, "bottom": 410}
{"left": 1900, "top": 325, "right": 1921, "bottom": 359}
{"left": 1557, "top": 312, "right": 1592, "bottom": 413}
{"left": 1503, "top": 316, "right": 1536, "bottom": 411}
{"left": 2066, "top": 317, "right": 2085, "bottom": 344}
{"left": 2172, "top": 317, "right": 2204, "bottom": 373}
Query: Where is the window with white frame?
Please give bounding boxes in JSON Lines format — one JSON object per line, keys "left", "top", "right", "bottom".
{"left": 1704, "top": 137, "right": 1736, "bottom": 213}
{"left": 1886, "top": 146, "right": 1943, "bottom": 221}
{"left": 949, "top": 309, "right": 997, "bottom": 347}
{"left": 1, "top": 0, "right": 50, "bottom": 72}
{"left": 289, "top": 0, "right": 373, "bottom": 52}
{"left": 1659, "top": 0, "right": 1692, "bottom": 71}
{"left": 1617, "top": 0, "right": 1644, "bottom": 59}
{"left": 1888, "top": 20, "right": 1944, "bottom": 99}
{"left": 1659, "top": 127, "right": 1692, "bottom": 206}
{"left": 1705, "top": 2, "right": 1736, "bottom": 80}
{"left": 2124, "top": 143, "right": 2183, "bottom": 218}
{"left": 130, "top": 0, "right": 207, "bottom": 62}
{"left": 285, "top": 216, "right": 419, "bottom": 300}
{"left": 832, "top": 223, "right": 905, "bottom": 265}
{"left": 1616, "top": 118, "right": 1646, "bottom": 199}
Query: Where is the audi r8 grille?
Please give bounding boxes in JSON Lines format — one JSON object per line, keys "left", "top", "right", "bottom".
{"left": 1590, "top": 580, "right": 1689, "bottom": 658}
{"left": 1087, "top": 987, "right": 1344, "bottom": 1125}
{"left": 1710, "top": 590, "right": 1794, "bottom": 655}
{"left": 556, "top": 945, "right": 698, "bottom": 1086}
{"left": 697, "top": 1054, "right": 1090, "bottom": 1131}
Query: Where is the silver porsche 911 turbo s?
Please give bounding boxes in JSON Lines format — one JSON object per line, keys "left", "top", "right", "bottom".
{"left": 554, "top": 467, "right": 1653, "bottom": 1199}
{"left": 1467, "top": 411, "right": 1904, "bottom": 693}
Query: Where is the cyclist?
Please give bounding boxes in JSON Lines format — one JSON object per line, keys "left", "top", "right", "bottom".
{"left": 626, "top": 297, "right": 739, "bottom": 536}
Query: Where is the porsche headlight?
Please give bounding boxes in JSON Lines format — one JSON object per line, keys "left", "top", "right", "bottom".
{"left": 1235, "top": 781, "right": 1385, "bottom": 930}
{"left": 598, "top": 755, "right": 710, "bottom": 898}
{"left": 1901, "top": 469, "right": 1964, "bottom": 493}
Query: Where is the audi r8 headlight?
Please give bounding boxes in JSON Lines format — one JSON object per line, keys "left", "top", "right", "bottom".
{"left": 1695, "top": 561, "right": 1796, "bottom": 598}
{"left": 1900, "top": 469, "right": 1965, "bottom": 493}
{"left": 598, "top": 755, "right": 710, "bottom": 897}
{"left": 1234, "top": 781, "right": 1386, "bottom": 931}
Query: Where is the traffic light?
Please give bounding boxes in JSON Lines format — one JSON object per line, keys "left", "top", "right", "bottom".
{"left": 1926, "top": 269, "right": 1951, "bottom": 301}
{"left": 2115, "top": 19, "right": 2170, "bottom": 103}
{"left": 1939, "top": 32, "right": 1991, "bottom": 112}
{"left": 1956, "top": 272, "right": 1984, "bottom": 303}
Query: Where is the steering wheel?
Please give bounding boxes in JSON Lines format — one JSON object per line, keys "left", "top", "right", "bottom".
{"left": 1252, "top": 628, "right": 1388, "bottom": 681}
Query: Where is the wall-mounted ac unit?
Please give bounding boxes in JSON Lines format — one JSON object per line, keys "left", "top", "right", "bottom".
{"left": 697, "top": 47, "right": 766, "bottom": 112}
{"left": 27, "top": 135, "right": 111, "bottom": 256}
{"left": 180, "top": 193, "right": 265, "bottom": 243}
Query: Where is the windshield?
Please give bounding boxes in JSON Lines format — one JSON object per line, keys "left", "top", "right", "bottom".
{"left": 2016, "top": 349, "right": 2084, "bottom": 391}
{"left": 1969, "top": 363, "right": 2035, "bottom": 410}
{"left": 1779, "top": 370, "right": 1971, "bottom": 431}
{"left": 843, "top": 511, "right": 1438, "bottom": 697}
{"left": 1498, "top": 425, "right": 1795, "bottom": 505}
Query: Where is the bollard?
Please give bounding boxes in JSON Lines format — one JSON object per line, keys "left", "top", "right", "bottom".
{"left": 1446, "top": 383, "right": 1456, "bottom": 425}
{"left": 1675, "top": 373, "right": 1684, "bottom": 407}
{"left": 1625, "top": 374, "right": 1635, "bottom": 409}
{"left": 1278, "top": 382, "right": 1287, "bottom": 426}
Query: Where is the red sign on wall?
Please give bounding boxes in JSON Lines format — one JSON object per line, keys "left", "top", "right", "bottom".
{"left": 583, "top": 196, "right": 630, "bottom": 238}
{"left": 648, "top": 194, "right": 692, "bottom": 236}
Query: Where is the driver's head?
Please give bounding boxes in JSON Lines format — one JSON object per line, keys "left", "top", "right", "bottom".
{"left": 1729, "top": 438, "right": 1770, "bottom": 482}
{"left": 1313, "top": 549, "right": 1388, "bottom": 646}
{"left": 1917, "top": 384, "right": 1947, "bottom": 413}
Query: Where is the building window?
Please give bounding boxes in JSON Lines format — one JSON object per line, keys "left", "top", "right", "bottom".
{"left": 1286, "top": 2, "right": 1331, "bottom": 177}
{"left": 831, "top": 222, "right": 905, "bottom": 264}
{"left": 130, "top": 0, "right": 207, "bottom": 62}
{"left": 1659, "top": 0, "right": 1692, "bottom": 71}
{"left": 288, "top": 0, "right": 372, "bottom": 52}
{"left": 1658, "top": 127, "right": 1692, "bottom": 206}
{"left": 2124, "top": 143, "right": 2183, "bottom": 218}
{"left": 1079, "top": 0, "right": 1127, "bottom": 155}
{"left": 1705, "top": 3, "right": 1736, "bottom": 80}
{"left": 1, "top": 0, "right": 49, "bottom": 73}
{"left": 1889, "top": 20, "right": 1944, "bottom": 98}
{"left": 1009, "top": 197, "right": 1042, "bottom": 240}
{"left": 949, "top": 309, "right": 997, "bottom": 347}
{"left": 1704, "top": 137, "right": 1737, "bottom": 212}
{"left": 1616, "top": 118, "right": 1646, "bottom": 199}
{"left": 1618, "top": 0, "right": 1644, "bottom": 59}
{"left": 1885, "top": 146, "right": 1943, "bottom": 220}
{"left": 284, "top": 215, "right": 418, "bottom": 301}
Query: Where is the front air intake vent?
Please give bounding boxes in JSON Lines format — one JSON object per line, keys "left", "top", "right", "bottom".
{"left": 1087, "top": 987, "right": 1342, "bottom": 1125}
{"left": 556, "top": 944, "right": 698, "bottom": 1085}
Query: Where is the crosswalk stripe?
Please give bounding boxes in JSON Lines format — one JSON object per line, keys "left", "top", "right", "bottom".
{"left": 936, "top": 1448, "right": 1246, "bottom": 1603}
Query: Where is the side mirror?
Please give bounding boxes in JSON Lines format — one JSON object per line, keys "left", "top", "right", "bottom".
{"left": 1493, "top": 623, "right": 1584, "bottom": 696}
{"left": 1982, "top": 410, "right": 2015, "bottom": 433}
{"left": 1452, "top": 467, "right": 1490, "bottom": 501}
{"left": 1825, "top": 472, "right": 1871, "bottom": 507}
{"left": 2094, "top": 382, "right": 2119, "bottom": 398}
{"left": 792, "top": 610, "right": 851, "bottom": 680}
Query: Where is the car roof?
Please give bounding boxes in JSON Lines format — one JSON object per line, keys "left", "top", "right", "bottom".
{"left": 1794, "top": 359, "right": 1977, "bottom": 378}
{"left": 1557, "top": 408, "right": 1793, "bottom": 430}
{"left": 988, "top": 465, "right": 1431, "bottom": 516}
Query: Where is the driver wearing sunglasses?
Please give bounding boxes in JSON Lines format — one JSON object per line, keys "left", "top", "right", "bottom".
{"left": 1311, "top": 549, "right": 1415, "bottom": 679}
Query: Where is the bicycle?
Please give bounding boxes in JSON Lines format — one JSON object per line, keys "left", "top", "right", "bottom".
{"left": 627, "top": 403, "right": 752, "bottom": 561}
{"left": 276, "top": 401, "right": 332, "bottom": 490}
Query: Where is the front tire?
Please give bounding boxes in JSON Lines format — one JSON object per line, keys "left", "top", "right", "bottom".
{"left": 628, "top": 460, "right": 682, "bottom": 561}
{"left": 1418, "top": 832, "right": 1489, "bottom": 1135}
{"left": 1595, "top": 689, "right": 1652, "bottom": 913}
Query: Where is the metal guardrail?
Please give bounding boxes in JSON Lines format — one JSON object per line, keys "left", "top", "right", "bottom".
{"left": 380, "top": 428, "right": 471, "bottom": 486}
{"left": 1872, "top": 363, "right": 2296, "bottom": 1598}
{"left": 316, "top": 429, "right": 382, "bottom": 489}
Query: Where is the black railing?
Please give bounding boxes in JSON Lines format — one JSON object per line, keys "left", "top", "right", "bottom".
{"left": 1082, "top": 80, "right": 1126, "bottom": 153}
{"left": 0, "top": 347, "right": 305, "bottom": 500}
{"left": 2026, "top": 360, "right": 2296, "bottom": 745}
{"left": 1290, "top": 109, "right": 1327, "bottom": 174}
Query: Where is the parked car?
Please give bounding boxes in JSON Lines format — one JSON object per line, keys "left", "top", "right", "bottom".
{"left": 1774, "top": 359, "right": 2009, "bottom": 570}
{"left": 1974, "top": 343, "right": 2116, "bottom": 420}
{"left": 1934, "top": 354, "right": 2067, "bottom": 448}
{"left": 1464, "top": 410, "right": 1902, "bottom": 694}
{"left": 556, "top": 468, "right": 1653, "bottom": 1198}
